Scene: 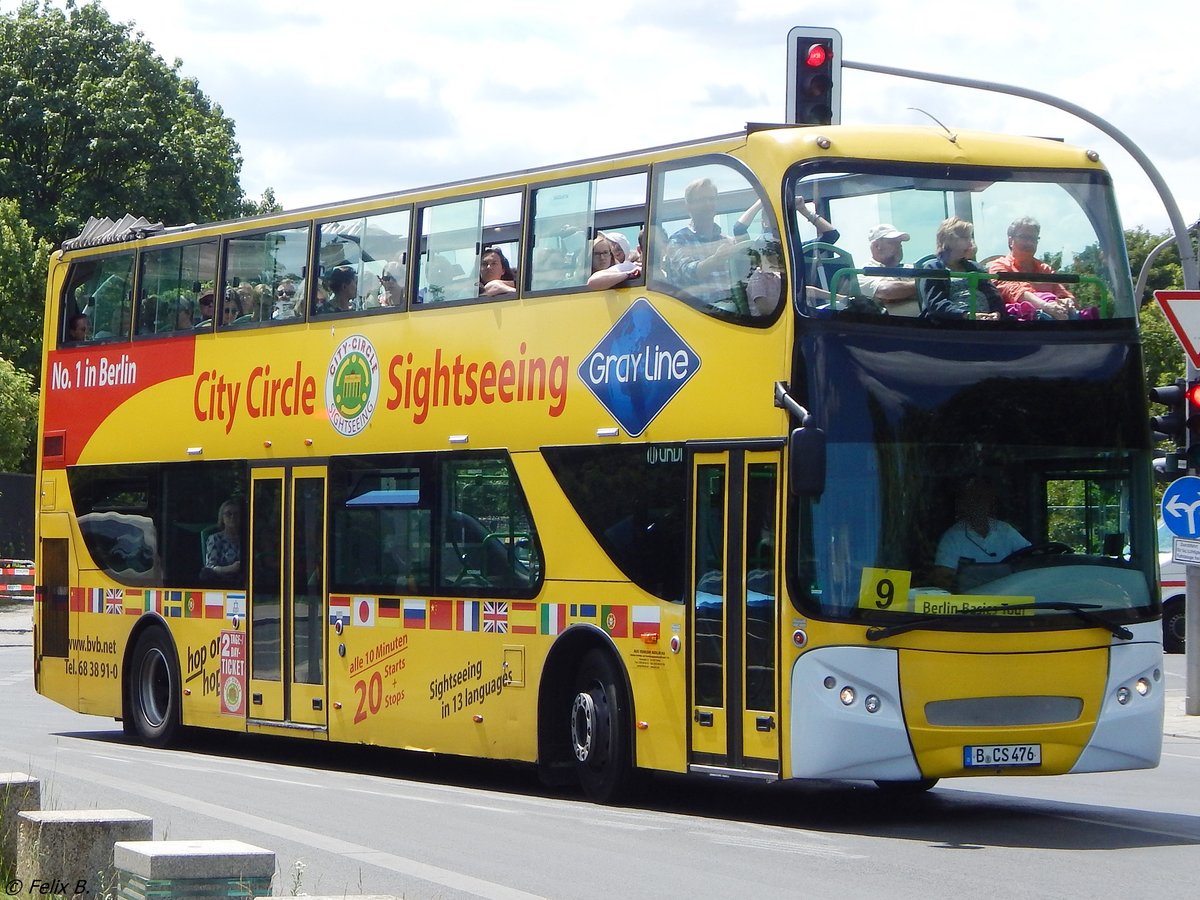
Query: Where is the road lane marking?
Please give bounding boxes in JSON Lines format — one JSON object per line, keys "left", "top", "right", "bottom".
{"left": 706, "top": 833, "right": 866, "bottom": 860}
{"left": 0, "top": 749, "right": 547, "bottom": 900}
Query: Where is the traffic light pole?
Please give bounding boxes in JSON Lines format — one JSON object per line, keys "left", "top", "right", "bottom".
{"left": 841, "top": 59, "right": 1199, "bottom": 291}
{"left": 842, "top": 57, "right": 1200, "bottom": 713}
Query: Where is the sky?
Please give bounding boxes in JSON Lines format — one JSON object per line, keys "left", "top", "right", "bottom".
{"left": 27, "top": 0, "right": 1200, "bottom": 235}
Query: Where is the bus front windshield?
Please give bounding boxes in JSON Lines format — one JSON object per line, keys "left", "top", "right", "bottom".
{"left": 787, "top": 295, "right": 1158, "bottom": 632}
{"left": 789, "top": 163, "right": 1135, "bottom": 322}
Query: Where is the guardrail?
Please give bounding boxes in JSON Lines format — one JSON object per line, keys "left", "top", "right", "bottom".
{"left": 0, "top": 559, "right": 34, "bottom": 601}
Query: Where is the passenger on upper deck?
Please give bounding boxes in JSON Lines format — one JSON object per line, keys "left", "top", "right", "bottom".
{"left": 319, "top": 265, "right": 358, "bottom": 314}
{"left": 794, "top": 196, "right": 840, "bottom": 247}
{"left": 378, "top": 261, "right": 405, "bottom": 307}
{"left": 66, "top": 312, "right": 91, "bottom": 342}
{"left": 745, "top": 241, "right": 783, "bottom": 317}
{"left": 859, "top": 224, "right": 919, "bottom": 316}
{"left": 220, "top": 291, "right": 244, "bottom": 327}
{"left": 919, "top": 217, "right": 1010, "bottom": 321}
{"left": 587, "top": 235, "right": 641, "bottom": 290}
{"left": 174, "top": 300, "right": 194, "bottom": 330}
{"left": 986, "top": 217, "right": 1077, "bottom": 320}
{"left": 196, "top": 290, "right": 215, "bottom": 325}
{"left": 272, "top": 280, "right": 299, "bottom": 319}
{"left": 479, "top": 247, "right": 517, "bottom": 298}
{"left": 605, "top": 232, "right": 631, "bottom": 264}
{"left": 665, "top": 177, "right": 748, "bottom": 304}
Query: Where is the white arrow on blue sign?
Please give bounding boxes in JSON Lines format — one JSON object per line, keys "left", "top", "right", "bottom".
{"left": 1161, "top": 475, "right": 1200, "bottom": 538}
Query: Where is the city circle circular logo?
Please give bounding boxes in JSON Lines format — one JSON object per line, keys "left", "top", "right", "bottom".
{"left": 326, "top": 335, "right": 380, "bottom": 436}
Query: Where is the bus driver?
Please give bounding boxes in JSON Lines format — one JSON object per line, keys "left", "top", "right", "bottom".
{"left": 931, "top": 477, "right": 1030, "bottom": 590}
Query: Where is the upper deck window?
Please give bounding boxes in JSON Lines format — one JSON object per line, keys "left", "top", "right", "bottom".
{"left": 59, "top": 251, "right": 135, "bottom": 346}
{"left": 415, "top": 192, "right": 522, "bottom": 305}
{"left": 789, "top": 163, "right": 1134, "bottom": 322}
{"left": 649, "top": 160, "right": 783, "bottom": 325}
{"left": 314, "top": 209, "right": 411, "bottom": 316}
{"left": 528, "top": 172, "right": 647, "bottom": 293}
{"left": 221, "top": 224, "right": 311, "bottom": 327}
{"left": 135, "top": 240, "right": 217, "bottom": 337}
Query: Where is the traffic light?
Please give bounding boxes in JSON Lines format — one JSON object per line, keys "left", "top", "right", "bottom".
{"left": 1149, "top": 378, "right": 1200, "bottom": 446}
{"left": 1150, "top": 379, "right": 1187, "bottom": 445}
{"left": 786, "top": 26, "right": 842, "bottom": 126}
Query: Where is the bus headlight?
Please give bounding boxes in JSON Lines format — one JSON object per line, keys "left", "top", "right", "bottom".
{"left": 1116, "top": 686, "right": 1131, "bottom": 705}
{"left": 839, "top": 686, "right": 856, "bottom": 706}
{"left": 864, "top": 694, "right": 881, "bottom": 714}
{"left": 1135, "top": 677, "right": 1151, "bottom": 696}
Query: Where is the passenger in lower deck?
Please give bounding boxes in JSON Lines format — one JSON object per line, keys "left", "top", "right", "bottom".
{"left": 931, "top": 477, "right": 1030, "bottom": 590}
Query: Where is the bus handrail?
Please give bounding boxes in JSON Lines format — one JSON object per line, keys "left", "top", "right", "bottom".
{"left": 829, "top": 267, "right": 1113, "bottom": 319}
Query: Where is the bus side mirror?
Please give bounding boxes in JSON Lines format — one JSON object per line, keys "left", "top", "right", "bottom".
{"left": 789, "top": 424, "right": 826, "bottom": 497}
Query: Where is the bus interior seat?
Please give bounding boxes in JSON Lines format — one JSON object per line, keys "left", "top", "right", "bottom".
{"left": 199, "top": 523, "right": 220, "bottom": 561}
{"left": 802, "top": 242, "right": 862, "bottom": 308}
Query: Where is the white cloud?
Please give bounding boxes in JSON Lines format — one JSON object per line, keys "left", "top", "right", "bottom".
{"left": 33, "top": 0, "right": 1200, "bottom": 236}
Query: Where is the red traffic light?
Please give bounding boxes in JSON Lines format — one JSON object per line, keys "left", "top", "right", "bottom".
{"left": 805, "top": 43, "right": 829, "bottom": 67}
{"left": 1187, "top": 382, "right": 1200, "bottom": 407}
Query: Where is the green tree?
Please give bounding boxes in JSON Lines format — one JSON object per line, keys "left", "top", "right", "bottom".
{"left": 1129, "top": 226, "right": 1190, "bottom": 389}
{"left": 241, "top": 187, "right": 283, "bottom": 218}
{"left": 0, "top": 198, "right": 53, "bottom": 380}
{"left": 0, "top": 353, "right": 37, "bottom": 472}
{"left": 0, "top": 0, "right": 245, "bottom": 243}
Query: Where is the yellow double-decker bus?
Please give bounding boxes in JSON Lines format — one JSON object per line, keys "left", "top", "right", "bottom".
{"left": 34, "top": 122, "right": 1164, "bottom": 801}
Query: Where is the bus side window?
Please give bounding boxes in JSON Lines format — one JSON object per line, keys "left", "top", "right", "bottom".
{"left": 64, "top": 252, "right": 136, "bottom": 344}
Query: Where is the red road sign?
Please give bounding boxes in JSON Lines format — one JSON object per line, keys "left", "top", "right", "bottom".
{"left": 1155, "top": 290, "right": 1200, "bottom": 367}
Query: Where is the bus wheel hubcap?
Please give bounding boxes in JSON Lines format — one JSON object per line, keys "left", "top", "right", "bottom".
{"left": 571, "top": 692, "right": 595, "bottom": 762}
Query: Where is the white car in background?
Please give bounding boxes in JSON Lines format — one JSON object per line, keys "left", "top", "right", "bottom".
{"left": 1159, "top": 519, "right": 1186, "bottom": 653}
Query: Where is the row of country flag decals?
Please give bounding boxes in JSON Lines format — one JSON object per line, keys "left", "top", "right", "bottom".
{"left": 67, "top": 588, "right": 243, "bottom": 619}
{"left": 331, "top": 597, "right": 661, "bottom": 638}
{"left": 63, "top": 589, "right": 661, "bottom": 639}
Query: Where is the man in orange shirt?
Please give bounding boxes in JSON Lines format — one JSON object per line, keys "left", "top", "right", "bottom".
{"left": 986, "top": 217, "right": 1076, "bottom": 320}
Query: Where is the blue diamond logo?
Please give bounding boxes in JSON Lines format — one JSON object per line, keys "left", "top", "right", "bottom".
{"left": 578, "top": 298, "right": 701, "bottom": 437}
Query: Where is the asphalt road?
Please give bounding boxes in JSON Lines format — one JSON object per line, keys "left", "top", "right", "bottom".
{"left": 2, "top": 602, "right": 1198, "bottom": 899}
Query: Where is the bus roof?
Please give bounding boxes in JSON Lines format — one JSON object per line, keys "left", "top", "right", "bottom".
{"left": 60, "top": 124, "right": 1106, "bottom": 254}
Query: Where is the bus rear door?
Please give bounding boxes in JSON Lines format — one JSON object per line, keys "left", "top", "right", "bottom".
{"left": 689, "top": 448, "right": 781, "bottom": 777}
{"left": 247, "top": 466, "right": 328, "bottom": 729}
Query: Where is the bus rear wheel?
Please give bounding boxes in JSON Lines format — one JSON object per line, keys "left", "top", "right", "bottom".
{"left": 570, "top": 650, "right": 631, "bottom": 803}
{"left": 127, "top": 628, "right": 181, "bottom": 748}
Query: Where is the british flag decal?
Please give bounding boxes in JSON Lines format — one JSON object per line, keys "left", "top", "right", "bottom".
{"left": 482, "top": 601, "right": 509, "bottom": 633}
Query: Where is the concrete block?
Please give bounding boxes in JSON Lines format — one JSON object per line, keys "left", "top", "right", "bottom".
{"left": 115, "top": 839, "right": 274, "bottom": 899}
{"left": 0, "top": 773, "right": 40, "bottom": 871}
{"left": 17, "top": 809, "right": 152, "bottom": 900}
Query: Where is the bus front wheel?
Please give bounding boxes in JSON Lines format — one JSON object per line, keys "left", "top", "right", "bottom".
{"left": 570, "top": 649, "right": 631, "bottom": 803}
{"left": 1163, "top": 598, "right": 1185, "bottom": 654}
{"left": 127, "top": 628, "right": 181, "bottom": 748}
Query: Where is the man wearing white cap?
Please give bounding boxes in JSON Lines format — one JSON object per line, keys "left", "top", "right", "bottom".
{"left": 859, "top": 223, "right": 919, "bottom": 316}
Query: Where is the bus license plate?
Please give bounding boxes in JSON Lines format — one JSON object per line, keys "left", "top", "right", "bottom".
{"left": 963, "top": 743, "right": 1041, "bottom": 768}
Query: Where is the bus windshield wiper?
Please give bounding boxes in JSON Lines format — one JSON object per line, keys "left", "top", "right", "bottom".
{"left": 866, "top": 601, "right": 1133, "bottom": 642}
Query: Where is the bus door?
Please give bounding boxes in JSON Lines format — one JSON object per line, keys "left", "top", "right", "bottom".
{"left": 689, "top": 449, "right": 781, "bottom": 775}
{"left": 247, "top": 466, "right": 327, "bottom": 728}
